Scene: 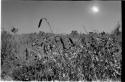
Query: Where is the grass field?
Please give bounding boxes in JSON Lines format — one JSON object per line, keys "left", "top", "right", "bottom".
{"left": 1, "top": 29, "right": 122, "bottom": 81}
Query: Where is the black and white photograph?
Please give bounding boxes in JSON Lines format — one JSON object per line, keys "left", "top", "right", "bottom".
{"left": 1, "top": 0, "right": 122, "bottom": 81}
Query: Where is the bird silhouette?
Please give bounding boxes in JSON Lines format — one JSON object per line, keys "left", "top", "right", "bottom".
{"left": 11, "top": 26, "right": 18, "bottom": 34}
{"left": 38, "top": 18, "right": 53, "bottom": 33}
{"left": 38, "top": 18, "right": 48, "bottom": 28}
{"left": 38, "top": 18, "right": 43, "bottom": 28}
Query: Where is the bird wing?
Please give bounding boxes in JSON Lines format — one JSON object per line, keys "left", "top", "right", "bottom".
{"left": 38, "top": 19, "right": 43, "bottom": 28}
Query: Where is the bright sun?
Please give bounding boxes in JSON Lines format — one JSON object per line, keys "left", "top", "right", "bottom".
{"left": 91, "top": 6, "right": 99, "bottom": 13}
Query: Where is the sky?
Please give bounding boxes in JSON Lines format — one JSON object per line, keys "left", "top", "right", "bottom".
{"left": 1, "top": 0, "right": 121, "bottom": 34}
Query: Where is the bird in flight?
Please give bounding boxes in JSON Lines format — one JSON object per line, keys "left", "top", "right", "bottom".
{"left": 38, "top": 18, "right": 47, "bottom": 28}
{"left": 38, "top": 18, "right": 53, "bottom": 33}
{"left": 38, "top": 18, "right": 43, "bottom": 28}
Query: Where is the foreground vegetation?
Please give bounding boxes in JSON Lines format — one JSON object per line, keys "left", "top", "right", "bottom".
{"left": 1, "top": 29, "right": 122, "bottom": 81}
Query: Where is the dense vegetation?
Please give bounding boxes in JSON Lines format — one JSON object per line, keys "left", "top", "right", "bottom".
{"left": 1, "top": 28, "right": 122, "bottom": 81}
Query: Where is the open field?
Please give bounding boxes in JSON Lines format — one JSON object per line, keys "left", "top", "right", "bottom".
{"left": 1, "top": 29, "right": 122, "bottom": 81}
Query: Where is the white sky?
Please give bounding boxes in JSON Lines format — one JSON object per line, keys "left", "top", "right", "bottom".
{"left": 2, "top": 1, "right": 121, "bottom": 34}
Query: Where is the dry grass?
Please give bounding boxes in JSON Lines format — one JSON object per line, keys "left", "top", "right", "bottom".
{"left": 1, "top": 30, "right": 122, "bottom": 81}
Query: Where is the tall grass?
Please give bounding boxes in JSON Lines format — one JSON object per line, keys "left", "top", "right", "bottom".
{"left": 1, "top": 29, "right": 122, "bottom": 81}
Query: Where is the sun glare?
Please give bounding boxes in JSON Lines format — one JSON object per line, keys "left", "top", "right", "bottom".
{"left": 91, "top": 6, "right": 99, "bottom": 13}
